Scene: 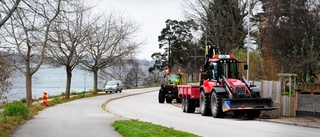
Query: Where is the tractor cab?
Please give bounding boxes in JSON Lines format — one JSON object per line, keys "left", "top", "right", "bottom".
{"left": 165, "top": 73, "right": 188, "bottom": 85}
{"left": 164, "top": 67, "right": 188, "bottom": 85}
{"left": 208, "top": 54, "right": 240, "bottom": 82}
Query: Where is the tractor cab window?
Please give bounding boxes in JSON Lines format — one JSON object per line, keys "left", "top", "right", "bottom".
{"left": 209, "top": 63, "right": 218, "bottom": 81}
{"left": 220, "top": 59, "right": 238, "bottom": 79}
{"left": 166, "top": 74, "right": 180, "bottom": 84}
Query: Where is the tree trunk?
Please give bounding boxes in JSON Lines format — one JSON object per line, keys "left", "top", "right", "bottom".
{"left": 65, "top": 66, "right": 72, "bottom": 99}
{"left": 93, "top": 69, "right": 98, "bottom": 94}
{"left": 26, "top": 73, "right": 33, "bottom": 106}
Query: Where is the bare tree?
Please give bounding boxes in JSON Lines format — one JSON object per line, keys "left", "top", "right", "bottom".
{"left": 100, "top": 59, "right": 127, "bottom": 84}
{"left": 0, "top": 0, "right": 21, "bottom": 27}
{"left": 0, "top": 56, "right": 12, "bottom": 102}
{"left": 81, "top": 12, "right": 141, "bottom": 94}
{"left": 1, "top": 0, "right": 62, "bottom": 106}
{"left": 0, "top": 0, "right": 21, "bottom": 102}
{"left": 183, "top": 0, "right": 260, "bottom": 53}
{"left": 124, "top": 59, "right": 145, "bottom": 87}
{"left": 47, "top": 1, "right": 96, "bottom": 99}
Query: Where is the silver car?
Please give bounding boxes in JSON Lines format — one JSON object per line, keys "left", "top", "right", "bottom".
{"left": 104, "top": 81, "right": 122, "bottom": 93}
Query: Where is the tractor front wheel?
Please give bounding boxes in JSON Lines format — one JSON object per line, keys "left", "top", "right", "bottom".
{"left": 158, "top": 90, "right": 165, "bottom": 103}
{"left": 211, "top": 92, "right": 225, "bottom": 118}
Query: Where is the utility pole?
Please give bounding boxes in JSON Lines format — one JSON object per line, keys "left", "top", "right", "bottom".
{"left": 246, "top": 0, "right": 251, "bottom": 81}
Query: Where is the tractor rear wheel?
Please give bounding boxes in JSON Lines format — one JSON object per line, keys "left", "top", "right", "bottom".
{"left": 182, "top": 98, "right": 186, "bottom": 112}
{"left": 200, "top": 91, "right": 212, "bottom": 116}
{"left": 211, "top": 92, "right": 226, "bottom": 118}
{"left": 185, "top": 98, "right": 195, "bottom": 113}
{"left": 166, "top": 97, "right": 173, "bottom": 103}
{"left": 158, "top": 90, "right": 165, "bottom": 103}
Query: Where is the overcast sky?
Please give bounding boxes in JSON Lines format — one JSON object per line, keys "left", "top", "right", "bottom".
{"left": 91, "top": 0, "right": 184, "bottom": 60}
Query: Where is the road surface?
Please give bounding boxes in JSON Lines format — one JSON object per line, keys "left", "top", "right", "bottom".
{"left": 12, "top": 88, "right": 158, "bottom": 137}
{"left": 106, "top": 91, "right": 320, "bottom": 137}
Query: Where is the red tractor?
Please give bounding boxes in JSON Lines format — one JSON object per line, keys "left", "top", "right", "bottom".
{"left": 178, "top": 45, "right": 277, "bottom": 118}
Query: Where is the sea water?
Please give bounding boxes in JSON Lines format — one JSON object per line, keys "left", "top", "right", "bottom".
{"left": 3, "top": 65, "right": 105, "bottom": 102}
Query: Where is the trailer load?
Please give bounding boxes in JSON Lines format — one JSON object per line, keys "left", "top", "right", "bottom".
{"left": 178, "top": 45, "right": 277, "bottom": 118}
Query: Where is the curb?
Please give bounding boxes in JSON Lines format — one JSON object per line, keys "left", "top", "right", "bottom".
{"left": 101, "top": 89, "right": 158, "bottom": 118}
{"left": 259, "top": 118, "right": 320, "bottom": 129}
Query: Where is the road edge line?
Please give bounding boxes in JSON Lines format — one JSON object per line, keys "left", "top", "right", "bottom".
{"left": 101, "top": 89, "right": 158, "bottom": 118}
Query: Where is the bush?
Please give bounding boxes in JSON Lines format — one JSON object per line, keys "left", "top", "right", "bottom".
{"left": 78, "top": 92, "right": 85, "bottom": 98}
{"left": 51, "top": 97, "right": 62, "bottom": 104}
{"left": 71, "top": 92, "right": 78, "bottom": 95}
{"left": 20, "top": 98, "right": 26, "bottom": 103}
{"left": 3, "top": 104, "right": 29, "bottom": 118}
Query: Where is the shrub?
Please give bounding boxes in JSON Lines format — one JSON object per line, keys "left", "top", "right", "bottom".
{"left": 71, "top": 92, "right": 78, "bottom": 95}
{"left": 78, "top": 92, "right": 85, "bottom": 98}
{"left": 20, "top": 98, "right": 26, "bottom": 103}
{"left": 51, "top": 97, "right": 62, "bottom": 104}
{"left": 3, "top": 104, "right": 29, "bottom": 119}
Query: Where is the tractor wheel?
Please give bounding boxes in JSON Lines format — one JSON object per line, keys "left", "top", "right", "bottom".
{"left": 158, "top": 90, "right": 165, "bottom": 103}
{"left": 182, "top": 98, "right": 186, "bottom": 112}
{"left": 185, "top": 98, "right": 196, "bottom": 113}
{"left": 246, "top": 110, "right": 261, "bottom": 119}
{"left": 166, "top": 97, "right": 173, "bottom": 103}
{"left": 200, "top": 91, "right": 212, "bottom": 116}
{"left": 211, "top": 92, "right": 226, "bottom": 118}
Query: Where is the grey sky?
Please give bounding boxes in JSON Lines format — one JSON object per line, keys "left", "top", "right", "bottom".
{"left": 92, "top": 0, "right": 184, "bottom": 60}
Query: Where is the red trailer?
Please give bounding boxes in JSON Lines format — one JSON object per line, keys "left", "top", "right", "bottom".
{"left": 178, "top": 85, "right": 200, "bottom": 113}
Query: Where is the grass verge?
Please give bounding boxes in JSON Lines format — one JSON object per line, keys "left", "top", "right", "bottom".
{"left": 113, "top": 119, "right": 199, "bottom": 137}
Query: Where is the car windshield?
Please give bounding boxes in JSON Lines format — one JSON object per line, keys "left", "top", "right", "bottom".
{"left": 107, "top": 81, "right": 118, "bottom": 85}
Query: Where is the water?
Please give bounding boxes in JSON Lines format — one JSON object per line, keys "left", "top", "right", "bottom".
{"left": 3, "top": 65, "right": 105, "bottom": 102}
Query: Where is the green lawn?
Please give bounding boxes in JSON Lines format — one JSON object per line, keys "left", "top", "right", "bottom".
{"left": 113, "top": 119, "right": 199, "bottom": 137}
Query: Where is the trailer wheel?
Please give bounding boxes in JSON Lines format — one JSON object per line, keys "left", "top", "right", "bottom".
{"left": 185, "top": 99, "right": 195, "bottom": 113}
{"left": 211, "top": 92, "right": 226, "bottom": 118}
{"left": 182, "top": 99, "right": 186, "bottom": 112}
{"left": 166, "top": 97, "right": 173, "bottom": 103}
{"left": 200, "top": 91, "right": 212, "bottom": 116}
{"left": 158, "top": 90, "right": 165, "bottom": 103}
{"left": 246, "top": 110, "right": 261, "bottom": 119}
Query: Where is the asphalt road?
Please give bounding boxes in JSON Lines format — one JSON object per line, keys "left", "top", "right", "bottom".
{"left": 12, "top": 88, "right": 158, "bottom": 137}
{"left": 106, "top": 91, "right": 320, "bottom": 137}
